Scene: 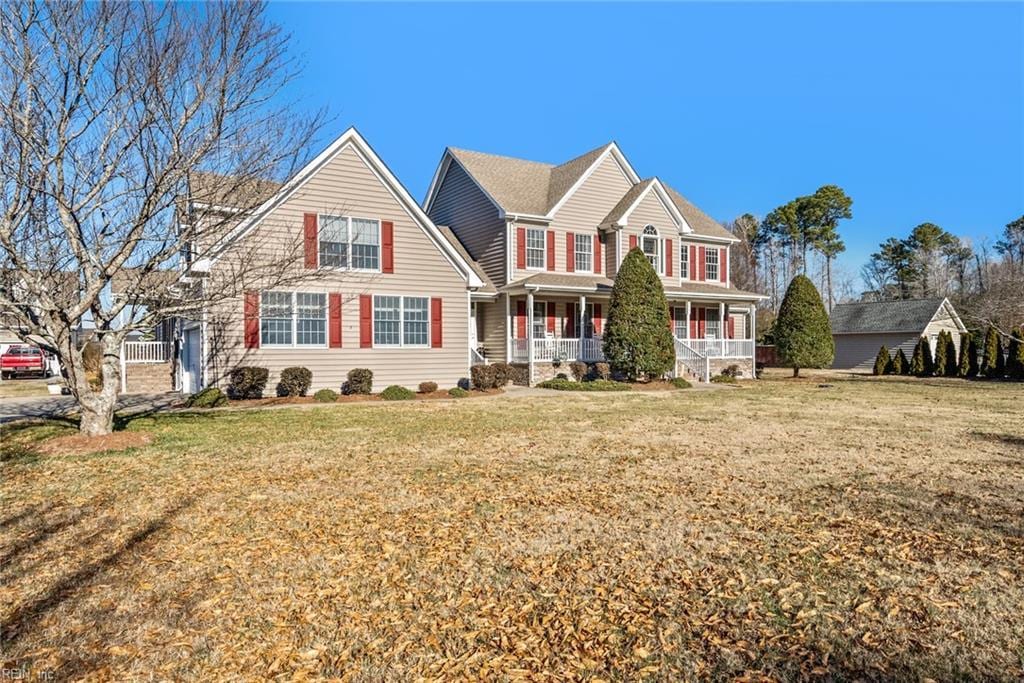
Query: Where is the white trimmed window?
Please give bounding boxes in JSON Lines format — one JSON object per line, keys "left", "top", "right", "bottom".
{"left": 642, "top": 225, "right": 662, "bottom": 274}
{"left": 532, "top": 300, "right": 547, "bottom": 338}
{"left": 526, "top": 228, "right": 545, "bottom": 269}
{"left": 680, "top": 243, "right": 689, "bottom": 280}
{"left": 374, "top": 295, "right": 429, "bottom": 347}
{"left": 319, "top": 215, "right": 380, "bottom": 270}
{"left": 261, "top": 291, "right": 326, "bottom": 347}
{"left": 705, "top": 247, "right": 719, "bottom": 281}
{"left": 574, "top": 233, "right": 593, "bottom": 272}
{"left": 705, "top": 308, "right": 721, "bottom": 339}
{"left": 583, "top": 303, "right": 597, "bottom": 338}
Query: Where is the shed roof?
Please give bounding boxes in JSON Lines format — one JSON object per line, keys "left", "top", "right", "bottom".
{"left": 830, "top": 298, "right": 949, "bottom": 334}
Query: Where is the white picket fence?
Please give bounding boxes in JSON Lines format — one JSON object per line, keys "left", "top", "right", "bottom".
{"left": 122, "top": 341, "right": 169, "bottom": 364}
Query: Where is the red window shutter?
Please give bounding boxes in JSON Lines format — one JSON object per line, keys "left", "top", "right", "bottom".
{"left": 546, "top": 230, "right": 555, "bottom": 271}
{"left": 566, "top": 233, "right": 575, "bottom": 272}
{"left": 698, "top": 246, "right": 706, "bottom": 282}
{"left": 516, "top": 300, "right": 527, "bottom": 338}
{"left": 303, "top": 213, "right": 318, "bottom": 269}
{"left": 728, "top": 315, "right": 736, "bottom": 339}
{"left": 689, "top": 245, "right": 697, "bottom": 280}
{"left": 244, "top": 291, "right": 260, "bottom": 349}
{"left": 359, "top": 295, "right": 372, "bottom": 348}
{"left": 721, "top": 248, "right": 728, "bottom": 283}
{"left": 431, "top": 298, "right": 443, "bottom": 348}
{"left": 382, "top": 221, "right": 394, "bottom": 273}
{"left": 690, "top": 308, "right": 697, "bottom": 339}
{"left": 566, "top": 302, "right": 576, "bottom": 337}
{"left": 593, "top": 303, "right": 602, "bottom": 335}
{"left": 516, "top": 227, "right": 526, "bottom": 269}
{"left": 629, "top": 234, "right": 638, "bottom": 251}
{"left": 546, "top": 302, "right": 556, "bottom": 334}
{"left": 329, "top": 293, "right": 342, "bottom": 348}
{"left": 665, "top": 238, "right": 673, "bottom": 277}
{"left": 594, "top": 234, "right": 602, "bottom": 274}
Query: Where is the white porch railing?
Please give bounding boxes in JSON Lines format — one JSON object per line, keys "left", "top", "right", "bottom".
{"left": 510, "top": 337, "right": 605, "bottom": 363}
{"left": 680, "top": 338, "right": 754, "bottom": 359}
{"left": 123, "top": 341, "right": 169, "bottom": 364}
{"left": 674, "top": 337, "right": 710, "bottom": 382}
{"left": 470, "top": 348, "right": 487, "bottom": 365}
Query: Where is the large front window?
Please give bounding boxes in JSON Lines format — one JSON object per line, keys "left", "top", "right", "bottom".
{"left": 642, "top": 225, "right": 661, "bottom": 274}
{"left": 705, "top": 247, "right": 719, "bottom": 281}
{"left": 261, "top": 291, "right": 326, "bottom": 346}
{"left": 319, "top": 215, "right": 380, "bottom": 270}
{"left": 574, "top": 233, "right": 593, "bottom": 272}
{"left": 374, "top": 295, "right": 429, "bottom": 347}
{"left": 526, "top": 228, "right": 545, "bottom": 269}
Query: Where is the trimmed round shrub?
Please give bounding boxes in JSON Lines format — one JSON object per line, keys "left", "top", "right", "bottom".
{"left": 589, "top": 362, "right": 611, "bottom": 381}
{"left": 313, "top": 388, "right": 338, "bottom": 403}
{"left": 774, "top": 275, "right": 834, "bottom": 377}
{"left": 448, "top": 387, "right": 469, "bottom": 398}
{"left": 186, "top": 387, "right": 227, "bottom": 408}
{"left": 508, "top": 364, "right": 529, "bottom": 386}
{"left": 471, "top": 364, "right": 496, "bottom": 390}
{"left": 568, "top": 361, "right": 588, "bottom": 382}
{"left": 418, "top": 381, "right": 438, "bottom": 394}
{"left": 873, "top": 345, "right": 890, "bottom": 376}
{"left": 277, "top": 366, "right": 312, "bottom": 397}
{"left": 537, "top": 378, "right": 631, "bottom": 391}
{"left": 344, "top": 368, "right": 373, "bottom": 395}
{"left": 555, "top": 372, "right": 568, "bottom": 380}
{"left": 670, "top": 377, "right": 692, "bottom": 389}
{"left": 380, "top": 385, "right": 415, "bottom": 401}
{"left": 228, "top": 366, "right": 269, "bottom": 399}
{"left": 491, "top": 362, "right": 511, "bottom": 387}
{"left": 710, "top": 374, "right": 737, "bottom": 384}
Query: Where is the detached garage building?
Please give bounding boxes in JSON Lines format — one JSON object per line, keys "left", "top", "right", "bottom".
{"left": 830, "top": 297, "right": 967, "bottom": 371}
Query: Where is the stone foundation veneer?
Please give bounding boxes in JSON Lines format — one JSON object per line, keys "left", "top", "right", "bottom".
{"left": 708, "top": 357, "right": 754, "bottom": 379}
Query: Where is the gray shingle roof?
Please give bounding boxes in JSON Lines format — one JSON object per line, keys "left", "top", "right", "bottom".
{"left": 502, "top": 272, "right": 762, "bottom": 300}
{"left": 830, "top": 298, "right": 947, "bottom": 334}
{"left": 436, "top": 225, "right": 496, "bottom": 294}
{"left": 663, "top": 185, "right": 736, "bottom": 241}
{"left": 602, "top": 179, "right": 656, "bottom": 225}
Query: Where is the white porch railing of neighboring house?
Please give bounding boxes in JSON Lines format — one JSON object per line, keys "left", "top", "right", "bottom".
{"left": 510, "top": 337, "right": 605, "bottom": 363}
{"left": 122, "top": 341, "right": 170, "bottom": 364}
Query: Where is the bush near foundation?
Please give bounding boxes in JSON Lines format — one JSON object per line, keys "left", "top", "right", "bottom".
{"left": 277, "top": 367, "right": 312, "bottom": 397}
{"left": 380, "top": 385, "right": 414, "bottom": 401}
{"left": 228, "top": 367, "right": 268, "bottom": 399}
{"left": 313, "top": 388, "right": 339, "bottom": 402}
{"left": 344, "top": 368, "right": 373, "bottom": 395}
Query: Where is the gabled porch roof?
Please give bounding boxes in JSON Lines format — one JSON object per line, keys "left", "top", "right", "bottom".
{"left": 502, "top": 272, "right": 765, "bottom": 302}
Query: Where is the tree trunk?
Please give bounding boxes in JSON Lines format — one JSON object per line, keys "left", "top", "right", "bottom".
{"left": 78, "top": 391, "right": 117, "bottom": 436}
{"left": 63, "top": 334, "right": 123, "bottom": 436}
{"left": 826, "top": 257, "right": 834, "bottom": 311}
{"left": 792, "top": 367, "right": 800, "bottom": 378}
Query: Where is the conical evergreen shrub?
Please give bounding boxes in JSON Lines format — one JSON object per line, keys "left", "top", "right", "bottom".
{"left": 981, "top": 325, "right": 1001, "bottom": 378}
{"left": 1008, "top": 326, "right": 1024, "bottom": 380}
{"left": 934, "top": 331, "right": 949, "bottom": 377}
{"left": 602, "top": 247, "right": 675, "bottom": 380}
{"left": 873, "top": 345, "right": 890, "bottom": 376}
{"left": 943, "top": 331, "right": 958, "bottom": 377}
{"left": 893, "top": 347, "right": 908, "bottom": 375}
{"left": 995, "top": 336, "right": 1006, "bottom": 378}
{"left": 968, "top": 337, "right": 980, "bottom": 377}
{"left": 957, "top": 333, "right": 971, "bottom": 377}
{"left": 910, "top": 337, "right": 928, "bottom": 377}
{"left": 774, "top": 275, "right": 834, "bottom": 377}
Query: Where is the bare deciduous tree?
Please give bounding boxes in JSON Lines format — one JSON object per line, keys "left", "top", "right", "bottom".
{"left": 0, "top": 1, "right": 322, "bottom": 435}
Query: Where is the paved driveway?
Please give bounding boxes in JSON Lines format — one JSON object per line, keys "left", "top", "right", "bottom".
{"left": 0, "top": 392, "right": 182, "bottom": 423}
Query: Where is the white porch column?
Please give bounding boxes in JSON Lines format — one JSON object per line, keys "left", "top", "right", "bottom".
{"left": 719, "top": 302, "right": 726, "bottom": 350}
{"left": 526, "top": 290, "right": 535, "bottom": 385}
{"left": 505, "top": 293, "right": 512, "bottom": 363}
{"left": 579, "top": 294, "right": 586, "bottom": 338}
{"left": 751, "top": 306, "right": 758, "bottom": 379}
{"left": 685, "top": 301, "right": 691, "bottom": 340}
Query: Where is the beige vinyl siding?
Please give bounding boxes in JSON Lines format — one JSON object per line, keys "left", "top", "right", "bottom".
{"left": 729, "top": 311, "right": 747, "bottom": 339}
{"left": 677, "top": 239, "right": 730, "bottom": 289}
{"left": 512, "top": 154, "right": 633, "bottom": 281}
{"left": 428, "top": 160, "right": 507, "bottom": 288}
{"left": 476, "top": 296, "right": 507, "bottom": 362}
{"left": 208, "top": 143, "right": 469, "bottom": 391}
{"left": 604, "top": 230, "right": 618, "bottom": 279}
{"left": 620, "top": 190, "right": 685, "bottom": 289}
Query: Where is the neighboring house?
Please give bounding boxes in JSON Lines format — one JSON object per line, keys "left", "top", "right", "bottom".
{"left": 830, "top": 297, "right": 967, "bottom": 371}
{"left": 178, "top": 128, "right": 486, "bottom": 394}
{"left": 424, "top": 142, "right": 766, "bottom": 382}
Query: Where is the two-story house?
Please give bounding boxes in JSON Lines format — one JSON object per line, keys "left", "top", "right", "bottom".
{"left": 424, "top": 142, "right": 765, "bottom": 382}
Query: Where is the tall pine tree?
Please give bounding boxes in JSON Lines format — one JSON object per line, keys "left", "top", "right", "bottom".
{"left": 774, "top": 275, "right": 834, "bottom": 377}
{"left": 602, "top": 248, "right": 675, "bottom": 380}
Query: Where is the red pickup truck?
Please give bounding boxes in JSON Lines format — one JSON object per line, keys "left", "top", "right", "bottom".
{"left": 1, "top": 345, "right": 50, "bottom": 379}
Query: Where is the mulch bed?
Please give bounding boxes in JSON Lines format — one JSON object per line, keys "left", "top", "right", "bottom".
{"left": 221, "top": 388, "right": 503, "bottom": 408}
{"left": 38, "top": 431, "right": 153, "bottom": 456}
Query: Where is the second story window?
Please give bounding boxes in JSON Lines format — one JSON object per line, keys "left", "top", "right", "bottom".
{"left": 319, "top": 215, "right": 380, "bottom": 270}
{"left": 642, "top": 225, "right": 661, "bottom": 274}
{"left": 705, "top": 247, "right": 719, "bottom": 281}
{"left": 680, "top": 243, "right": 689, "bottom": 280}
{"left": 526, "top": 228, "right": 545, "bottom": 269}
{"left": 574, "top": 233, "right": 593, "bottom": 272}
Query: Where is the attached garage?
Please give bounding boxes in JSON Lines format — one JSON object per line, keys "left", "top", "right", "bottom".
{"left": 830, "top": 297, "right": 967, "bottom": 372}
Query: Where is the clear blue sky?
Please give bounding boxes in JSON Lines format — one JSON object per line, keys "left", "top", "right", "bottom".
{"left": 266, "top": 2, "right": 1023, "bottom": 286}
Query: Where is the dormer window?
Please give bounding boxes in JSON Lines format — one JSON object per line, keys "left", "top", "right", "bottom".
{"left": 642, "top": 225, "right": 662, "bottom": 274}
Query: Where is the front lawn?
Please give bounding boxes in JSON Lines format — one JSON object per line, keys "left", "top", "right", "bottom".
{"left": 1, "top": 376, "right": 1022, "bottom": 679}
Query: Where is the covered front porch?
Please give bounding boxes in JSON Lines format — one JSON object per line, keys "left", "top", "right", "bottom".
{"left": 502, "top": 286, "right": 756, "bottom": 383}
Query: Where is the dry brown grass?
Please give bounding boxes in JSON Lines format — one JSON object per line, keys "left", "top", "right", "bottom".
{"left": 1, "top": 375, "right": 1022, "bottom": 680}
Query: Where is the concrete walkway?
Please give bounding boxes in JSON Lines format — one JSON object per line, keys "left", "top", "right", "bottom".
{"left": 0, "top": 392, "right": 182, "bottom": 424}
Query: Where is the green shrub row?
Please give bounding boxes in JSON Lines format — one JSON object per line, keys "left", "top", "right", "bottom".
{"left": 537, "top": 378, "right": 631, "bottom": 391}
{"left": 871, "top": 325, "right": 1024, "bottom": 380}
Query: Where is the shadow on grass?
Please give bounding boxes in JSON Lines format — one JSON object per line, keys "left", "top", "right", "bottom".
{"left": 970, "top": 431, "right": 1024, "bottom": 451}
